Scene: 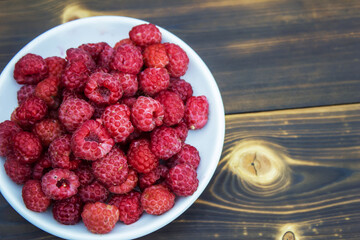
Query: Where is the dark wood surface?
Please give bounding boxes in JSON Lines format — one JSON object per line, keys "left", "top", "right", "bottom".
{"left": 1, "top": 0, "right": 360, "bottom": 239}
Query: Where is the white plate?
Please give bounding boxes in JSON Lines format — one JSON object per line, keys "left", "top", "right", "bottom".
{"left": 0, "top": 16, "right": 225, "bottom": 240}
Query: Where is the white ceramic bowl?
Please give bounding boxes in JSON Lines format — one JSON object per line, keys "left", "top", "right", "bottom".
{"left": 0, "top": 16, "right": 225, "bottom": 240}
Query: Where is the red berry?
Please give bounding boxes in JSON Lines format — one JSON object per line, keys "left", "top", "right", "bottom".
{"left": 32, "top": 153, "right": 52, "bottom": 180}
{"left": 52, "top": 195, "right": 83, "bottom": 225}
{"left": 143, "top": 43, "right": 169, "bottom": 68}
{"left": 114, "top": 38, "right": 138, "bottom": 50}
{"left": 66, "top": 48, "right": 96, "bottom": 71}
{"left": 41, "top": 168, "right": 80, "bottom": 200}
{"left": 127, "top": 138, "right": 159, "bottom": 174}
{"left": 108, "top": 168, "right": 138, "bottom": 194}
{"left": 14, "top": 96, "right": 48, "bottom": 127}
{"left": 13, "top": 53, "right": 48, "bottom": 85}
{"left": 184, "top": 95, "right": 209, "bottom": 130}
{"left": 71, "top": 120, "right": 114, "bottom": 161}
{"left": 110, "top": 44, "right": 143, "bottom": 74}
{"left": 139, "top": 67, "right": 170, "bottom": 96}
{"left": 97, "top": 44, "right": 114, "bottom": 72}
{"left": 78, "top": 180, "right": 109, "bottom": 203}
{"left": 173, "top": 120, "right": 188, "bottom": 142}
{"left": 61, "top": 61, "right": 90, "bottom": 91}
{"left": 0, "top": 120, "right": 21, "bottom": 157}
{"left": 139, "top": 164, "right": 168, "bottom": 190}
{"left": 167, "top": 144, "right": 200, "bottom": 169}
{"left": 32, "top": 119, "right": 64, "bottom": 147}
{"left": 155, "top": 90, "right": 185, "bottom": 126}
{"left": 45, "top": 56, "right": 66, "bottom": 79}
{"left": 49, "top": 135, "right": 81, "bottom": 170}
{"left": 141, "top": 184, "right": 175, "bottom": 215}
{"left": 112, "top": 71, "right": 138, "bottom": 97}
{"left": 84, "top": 72, "right": 123, "bottom": 105}
{"left": 150, "top": 126, "right": 182, "bottom": 160}
{"left": 4, "top": 152, "right": 32, "bottom": 184}
{"left": 58, "top": 97, "right": 94, "bottom": 132}
{"left": 81, "top": 202, "right": 119, "bottom": 234}
{"left": 166, "top": 163, "right": 198, "bottom": 196}
{"left": 34, "top": 76, "right": 61, "bottom": 109}
{"left": 164, "top": 43, "right": 189, "bottom": 77}
{"left": 168, "top": 78, "right": 193, "bottom": 102}
{"left": 78, "top": 42, "right": 108, "bottom": 61}
{"left": 74, "top": 162, "right": 95, "bottom": 186}
{"left": 129, "top": 23, "right": 162, "bottom": 47}
{"left": 131, "top": 96, "right": 164, "bottom": 132}
{"left": 17, "top": 85, "right": 35, "bottom": 105}
{"left": 12, "top": 131, "right": 42, "bottom": 164}
{"left": 108, "top": 191, "right": 143, "bottom": 225}
{"left": 22, "top": 180, "right": 51, "bottom": 212}
{"left": 101, "top": 104, "right": 134, "bottom": 143}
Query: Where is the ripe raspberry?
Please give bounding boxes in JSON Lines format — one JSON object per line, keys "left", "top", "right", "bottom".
{"left": 58, "top": 97, "right": 94, "bottom": 132}
{"left": 45, "top": 56, "right": 66, "bottom": 79}
{"left": 110, "top": 43, "right": 143, "bottom": 74}
{"left": 71, "top": 120, "right": 114, "bottom": 161}
{"left": 66, "top": 48, "right": 96, "bottom": 71}
{"left": 168, "top": 78, "right": 193, "bottom": 102}
{"left": 155, "top": 90, "right": 185, "bottom": 126}
{"left": 141, "top": 184, "right": 175, "bottom": 215}
{"left": 4, "top": 152, "right": 32, "bottom": 184}
{"left": 0, "top": 120, "right": 21, "bottom": 157}
{"left": 139, "top": 67, "right": 170, "bottom": 96}
{"left": 22, "top": 180, "right": 51, "bottom": 212}
{"left": 14, "top": 96, "right": 48, "bottom": 127}
{"left": 78, "top": 42, "right": 108, "bottom": 61}
{"left": 97, "top": 44, "right": 114, "bottom": 72}
{"left": 167, "top": 144, "right": 200, "bottom": 169}
{"left": 120, "top": 96, "right": 137, "bottom": 109}
{"left": 12, "top": 131, "right": 42, "bottom": 164}
{"left": 61, "top": 61, "right": 90, "bottom": 91}
{"left": 173, "top": 120, "right": 188, "bottom": 142}
{"left": 32, "top": 153, "right": 52, "bottom": 180}
{"left": 108, "top": 191, "right": 143, "bottom": 225}
{"left": 32, "top": 119, "right": 64, "bottom": 147}
{"left": 74, "top": 162, "right": 95, "bottom": 186}
{"left": 164, "top": 43, "right": 189, "bottom": 77}
{"left": 150, "top": 126, "right": 182, "bottom": 160}
{"left": 61, "top": 88, "right": 85, "bottom": 102}
{"left": 108, "top": 168, "right": 138, "bottom": 194}
{"left": 129, "top": 23, "right": 162, "bottom": 47}
{"left": 81, "top": 202, "right": 119, "bottom": 234}
{"left": 84, "top": 72, "right": 123, "bottom": 105}
{"left": 184, "top": 95, "right": 209, "bottom": 130}
{"left": 13, "top": 53, "right": 48, "bottom": 85}
{"left": 114, "top": 38, "right": 138, "bottom": 50}
{"left": 101, "top": 104, "right": 134, "bottom": 143}
{"left": 34, "top": 76, "right": 61, "bottom": 109}
{"left": 49, "top": 135, "right": 81, "bottom": 170}
{"left": 41, "top": 168, "right": 80, "bottom": 200}
{"left": 17, "top": 85, "right": 35, "bottom": 105}
{"left": 131, "top": 96, "right": 164, "bottom": 132}
{"left": 166, "top": 163, "right": 198, "bottom": 196}
{"left": 52, "top": 195, "right": 83, "bottom": 225}
{"left": 143, "top": 44, "right": 169, "bottom": 68}
{"left": 79, "top": 180, "right": 109, "bottom": 203}
{"left": 127, "top": 138, "right": 158, "bottom": 173}
{"left": 112, "top": 71, "right": 138, "bottom": 97}
{"left": 139, "top": 164, "right": 168, "bottom": 190}
{"left": 92, "top": 147, "right": 129, "bottom": 187}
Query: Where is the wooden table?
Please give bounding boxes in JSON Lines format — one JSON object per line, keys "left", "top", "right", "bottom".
{"left": 1, "top": 0, "right": 360, "bottom": 239}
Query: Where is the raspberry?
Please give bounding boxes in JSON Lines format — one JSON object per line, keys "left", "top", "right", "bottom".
{"left": 97, "top": 44, "right": 114, "bottom": 72}
{"left": 184, "top": 95, "right": 209, "bottom": 130}
{"left": 139, "top": 67, "right": 170, "bottom": 96}
{"left": 92, "top": 147, "right": 129, "bottom": 187}
{"left": 12, "top": 131, "right": 42, "bottom": 164}
{"left": 13, "top": 53, "right": 48, "bottom": 85}
{"left": 150, "top": 126, "right": 182, "bottom": 160}
{"left": 61, "top": 88, "right": 85, "bottom": 102}
{"left": 108, "top": 191, "right": 143, "bottom": 224}
{"left": 120, "top": 96, "right": 137, "bottom": 109}
{"left": 22, "top": 180, "right": 51, "bottom": 212}
{"left": 62, "top": 61, "right": 90, "bottom": 91}
{"left": 131, "top": 96, "right": 164, "bottom": 132}
{"left": 164, "top": 43, "right": 189, "bottom": 77}
{"left": 14, "top": 96, "right": 48, "bottom": 127}
{"left": 141, "top": 184, "right": 175, "bottom": 215}
{"left": 34, "top": 76, "right": 61, "bottom": 109}
{"left": 58, "top": 97, "right": 94, "bottom": 132}
{"left": 52, "top": 195, "right": 83, "bottom": 225}
{"left": 79, "top": 180, "right": 109, "bottom": 203}
{"left": 139, "top": 164, "right": 168, "bottom": 190}
{"left": 32, "top": 119, "right": 64, "bottom": 147}
{"left": 45, "top": 56, "right": 66, "bottom": 79}
{"left": 49, "top": 135, "right": 81, "bottom": 170}
{"left": 168, "top": 78, "right": 193, "bottom": 102}
{"left": 84, "top": 72, "right": 123, "bottom": 105}
{"left": 114, "top": 38, "right": 138, "bottom": 50}
{"left": 0, "top": 120, "right": 21, "bottom": 157}
{"left": 173, "top": 120, "right": 188, "bottom": 142}
{"left": 127, "top": 138, "right": 158, "bottom": 173}
{"left": 167, "top": 144, "right": 200, "bottom": 169}
{"left": 101, "top": 104, "right": 134, "bottom": 143}
{"left": 79, "top": 42, "right": 108, "bottom": 61}
{"left": 81, "top": 202, "right": 119, "bottom": 234}
{"left": 71, "top": 120, "right": 114, "bottom": 161}
{"left": 17, "top": 85, "right": 35, "bottom": 105}
{"left": 143, "top": 44, "right": 169, "bottom": 68}
{"left": 129, "top": 23, "right": 162, "bottom": 47}
{"left": 32, "top": 153, "right": 52, "bottom": 180}
{"left": 74, "top": 162, "right": 95, "bottom": 186}
{"left": 112, "top": 71, "right": 138, "bottom": 97}
{"left": 41, "top": 168, "right": 80, "bottom": 200}
{"left": 166, "top": 163, "right": 198, "bottom": 196}
{"left": 155, "top": 90, "right": 185, "bottom": 126}
{"left": 110, "top": 43, "right": 143, "bottom": 74}
{"left": 66, "top": 48, "right": 96, "bottom": 71}
{"left": 4, "top": 152, "right": 32, "bottom": 184}
{"left": 108, "top": 168, "right": 138, "bottom": 194}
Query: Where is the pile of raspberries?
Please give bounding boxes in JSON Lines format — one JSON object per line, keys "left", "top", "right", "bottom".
{"left": 0, "top": 23, "right": 209, "bottom": 234}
